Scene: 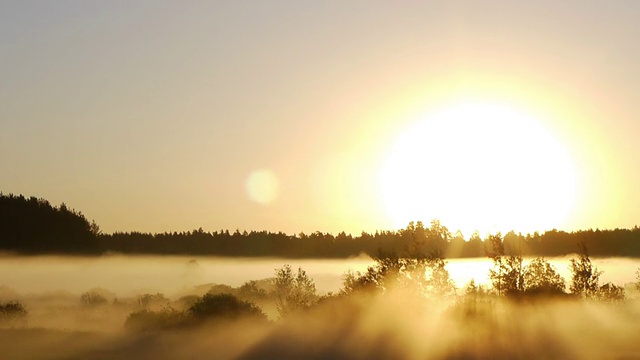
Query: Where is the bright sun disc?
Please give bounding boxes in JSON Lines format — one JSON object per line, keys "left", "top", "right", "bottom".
{"left": 378, "top": 101, "right": 577, "bottom": 236}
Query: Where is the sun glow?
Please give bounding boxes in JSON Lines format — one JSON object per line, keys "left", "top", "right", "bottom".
{"left": 378, "top": 100, "right": 577, "bottom": 237}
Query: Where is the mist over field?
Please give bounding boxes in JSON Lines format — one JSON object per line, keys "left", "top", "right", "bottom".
{"left": 2, "top": 284, "right": 640, "bottom": 359}
{"left": 1, "top": 254, "right": 640, "bottom": 359}
{"left": 0, "top": 255, "right": 637, "bottom": 296}
{"left": 0, "top": 255, "right": 374, "bottom": 296}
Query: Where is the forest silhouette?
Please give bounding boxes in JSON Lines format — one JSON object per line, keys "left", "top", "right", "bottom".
{"left": 3, "top": 194, "right": 640, "bottom": 359}
{"left": 2, "top": 193, "right": 640, "bottom": 258}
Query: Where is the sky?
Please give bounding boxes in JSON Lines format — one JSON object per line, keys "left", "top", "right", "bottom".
{"left": 1, "top": 1, "right": 639, "bottom": 237}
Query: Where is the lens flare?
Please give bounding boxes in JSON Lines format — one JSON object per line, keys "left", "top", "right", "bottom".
{"left": 246, "top": 170, "right": 279, "bottom": 205}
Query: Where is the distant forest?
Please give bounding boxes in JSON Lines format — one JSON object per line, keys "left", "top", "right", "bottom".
{"left": 2, "top": 193, "right": 640, "bottom": 258}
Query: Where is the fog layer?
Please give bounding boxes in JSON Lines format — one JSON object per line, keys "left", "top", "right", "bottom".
{"left": 1, "top": 255, "right": 639, "bottom": 359}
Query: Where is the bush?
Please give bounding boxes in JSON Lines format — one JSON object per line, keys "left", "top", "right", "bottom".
{"left": 188, "top": 293, "right": 267, "bottom": 323}
{"left": 238, "top": 280, "right": 267, "bottom": 302}
{"left": 79, "top": 289, "right": 112, "bottom": 307}
{"left": 125, "top": 294, "right": 267, "bottom": 332}
{"left": 0, "top": 301, "right": 27, "bottom": 326}
{"left": 125, "top": 307, "right": 184, "bottom": 332}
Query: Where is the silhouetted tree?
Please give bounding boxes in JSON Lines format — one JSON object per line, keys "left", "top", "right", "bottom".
{"left": 340, "top": 269, "right": 368, "bottom": 295}
{"left": 340, "top": 249, "right": 456, "bottom": 299}
{"left": 423, "top": 254, "right": 456, "bottom": 298}
{"left": 368, "top": 251, "right": 406, "bottom": 291}
{"left": 461, "top": 279, "right": 490, "bottom": 318}
{"left": 0, "top": 194, "right": 99, "bottom": 254}
{"left": 569, "top": 243, "right": 602, "bottom": 298}
{"left": 596, "top": 283, "right": 625, "bottom": 303}
{"left": 463, "top": 279, "right": 479, "bottom": 317}
{"left": 523, "top": 257, "right": 566, "bottom": 294}
{"left": 485, "top": 233, "right": 505, "bottom": 296}
{"left": 339, "top": 262, "right": 394, "bottom": 295}
{"left": 486, "top": 233, "right": 524, "bottom": 297}
{"left": 501, "top": 255, "right": 525, "bottom": 296}
{"left": 273, "top": 265, "right": 317, "bottom": 317}
{"left": 347, "top": 250, "right": 418, "bottom": 294}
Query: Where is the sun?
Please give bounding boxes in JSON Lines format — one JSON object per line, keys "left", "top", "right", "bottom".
{"left": 378, "top": 100, "right": 577, "bottom": 237}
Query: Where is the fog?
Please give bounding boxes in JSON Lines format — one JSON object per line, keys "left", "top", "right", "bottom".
{"left": 2, "top": 289, "right": 640, "bottom": 359}
{"left": 0, "top": 255, "right": 376, "bottom": 297}
{"left": 1, "top": 255, "right": 639, "bottom": 359}
{"left": 0, "top": 255, "right": 637, "bottom": 296}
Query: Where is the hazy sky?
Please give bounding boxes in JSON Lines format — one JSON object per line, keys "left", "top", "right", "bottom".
{"left": 2, "top": 1, "right": 639, "bottom": 236}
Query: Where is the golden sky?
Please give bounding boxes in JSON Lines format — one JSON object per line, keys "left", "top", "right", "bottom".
{"left": 1, "top": 1, "right": 639, "bottom": 236}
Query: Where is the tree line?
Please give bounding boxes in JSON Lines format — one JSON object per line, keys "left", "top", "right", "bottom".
{"left": 2, "top": 193, "right": 640, "bottom": 258}
{"left": 0, "top": 193, "right": 100, "bottom": 254}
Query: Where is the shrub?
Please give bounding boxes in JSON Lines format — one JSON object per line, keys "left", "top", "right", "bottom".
{"left": 80, "top": 289, "right": 112, "bottom": 307}
{"left": 125, "top": 307, "right": 184, "bottom": 332}
{"left": 188, "top": 293, "right": 267, "bottom": 323}
{"left": 238, "top": 280, "right": 267, "bottom": 302}
{"left": 0, "top": 301, "right": 27, "bottom": 325}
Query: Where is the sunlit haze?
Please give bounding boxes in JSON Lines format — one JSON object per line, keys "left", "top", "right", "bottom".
{"left": 2, "top": 1, "right": 639, "bottom": 236}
